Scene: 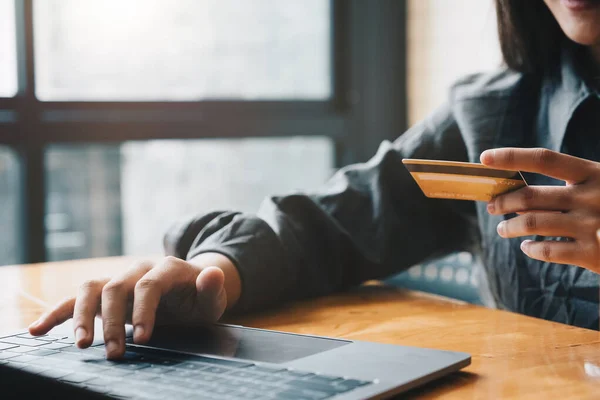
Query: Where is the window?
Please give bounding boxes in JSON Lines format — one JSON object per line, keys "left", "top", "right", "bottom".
{"left": 5, "top": 1, "right": 407, "bottom": 264}
{"left": 0, "top": 0, "right": 18, "bottom": 98}
{"left": 34, "top": 0, "right": 331, "bottom": 101}
{"left": 0, "top": 147, "right": 22, "bottom": 266}
{"left": 46, "top": 138, "right": 333, "bottom": 260}
{"left": 407, "top": 0, "right": 500, "bottom": 124}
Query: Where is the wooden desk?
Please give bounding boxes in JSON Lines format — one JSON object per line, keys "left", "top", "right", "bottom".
{"left": 1, "top": 257, "right": 600, "bottom": 399}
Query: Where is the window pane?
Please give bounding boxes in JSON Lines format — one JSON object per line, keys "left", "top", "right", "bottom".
{"left": 0, "top": 147, "right": 22, "bottom": 266}
{"left": 46, "top": 137, "right": 333, "bottom": 260}
{"left": 45, "top": 146, "right": 122, "bottom": 261}
{"left": 34, "top": 0, "right": 331, "bottom": 101}
{"left": 0, "top": 0, "right": 18, "bottom": 97}
{"left": 407, "top": 0, "right": 500, "bottom": 124}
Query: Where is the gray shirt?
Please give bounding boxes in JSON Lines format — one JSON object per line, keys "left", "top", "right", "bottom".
{"left": 164, "top": 46, "right": 600, "bottom": 330}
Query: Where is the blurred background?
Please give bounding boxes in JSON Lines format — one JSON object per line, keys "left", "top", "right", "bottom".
{"left": 0, "top": 0, "right": 499, "bottom": 269}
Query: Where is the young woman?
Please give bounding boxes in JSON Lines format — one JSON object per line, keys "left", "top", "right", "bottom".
{"left": 31, "top": 0, "right": 600, "bottom": 359}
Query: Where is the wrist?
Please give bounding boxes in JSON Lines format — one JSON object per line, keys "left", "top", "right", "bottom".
{"left": 187, "top": 252, "right": 242, "bottom": 310}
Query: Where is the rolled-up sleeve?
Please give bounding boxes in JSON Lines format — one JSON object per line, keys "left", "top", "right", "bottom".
{"left": 164, "top": 104, "right": 479, "bottom": 313}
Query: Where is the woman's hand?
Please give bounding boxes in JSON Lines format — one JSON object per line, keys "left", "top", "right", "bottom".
{"left": 28, "top": 253, "right": 241, "bottom": 359}
{"left": 481, "top": 147, "right": 600, "bottom": 273}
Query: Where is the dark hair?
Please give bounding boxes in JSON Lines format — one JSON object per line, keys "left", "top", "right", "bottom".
{"left": 496, "top": 0, "right": 565, "bottom": 74}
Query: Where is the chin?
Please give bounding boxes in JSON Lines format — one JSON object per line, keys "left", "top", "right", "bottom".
{"left": 562, "top": 21, "right": 600, "bottom": 46}
{"left": 545, "top": 0, "right": 600, "bottom": 46}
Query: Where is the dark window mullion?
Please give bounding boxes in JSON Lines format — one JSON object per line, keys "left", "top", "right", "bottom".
{"left": 18, "top": 0, "right": 46, "bottom": 263}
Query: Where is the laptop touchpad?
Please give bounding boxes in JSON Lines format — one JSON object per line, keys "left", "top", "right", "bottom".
{"left": 144, "top": 324, "right": 350, "bottom": 364}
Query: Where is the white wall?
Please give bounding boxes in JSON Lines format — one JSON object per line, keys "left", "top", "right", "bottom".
{"left": 407, "top": 0, "right": 501, "bottom": 125}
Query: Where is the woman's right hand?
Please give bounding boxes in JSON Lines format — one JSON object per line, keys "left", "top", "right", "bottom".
{"left": 27, "top": 253, "right": 241, "bottom": 359}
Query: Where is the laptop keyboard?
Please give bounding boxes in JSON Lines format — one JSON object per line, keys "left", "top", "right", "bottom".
{"left": 0, "top": 332, "right": 373, "bottom": 400}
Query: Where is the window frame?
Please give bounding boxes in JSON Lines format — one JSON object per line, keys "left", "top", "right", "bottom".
{"left": 0, "top": 0, "right": 407, "bottom": 264}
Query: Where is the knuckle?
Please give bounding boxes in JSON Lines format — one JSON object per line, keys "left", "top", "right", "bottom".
{"left": 102, "top": 280, "right": 126, "bottom": 296}
{"left": 135, "top": 278, "right": 160, "bottom": 293}
{"left": 532, "top": 148, "right": 555, "bottom": 167}
{"left": 503, "top": 148, "right": 515, "bottom": 166}
{"left": 541, "top": 243, "right": 553, "bottom": 261}
{"left": 164, "top": 256, "right": 184, "bottom": 270}
{"left": 102, "top": 316, "right": 122, "bottom": 331}
{"left": 131, "top": 259, "right": 154, "bottom": 272}
{"left": 558, "top": 189, "right": 574, "bottom": 209}
{"left": 520, "top": 188, "right": 537, "bottom": 208}
{"left": 80, "top": 279, "right": 103, "bottom": 293}
{"left": 164, "top": 255, "right": 181, "bottom": 265}
{"left": 524, "top": 213, "right": 538, "bottom": 233}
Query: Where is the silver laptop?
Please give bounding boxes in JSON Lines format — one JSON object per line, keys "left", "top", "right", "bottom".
{"left": 0, "top": 320, "right": 470, "bottom": 399}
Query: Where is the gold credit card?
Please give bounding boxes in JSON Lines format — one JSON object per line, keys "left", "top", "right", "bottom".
{"left": 402, "top": 159, "right": 527, "bottom": 202}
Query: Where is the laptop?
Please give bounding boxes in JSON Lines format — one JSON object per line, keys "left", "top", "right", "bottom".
{"left": 0, "top": 320, "right": 470, "bottom": 399}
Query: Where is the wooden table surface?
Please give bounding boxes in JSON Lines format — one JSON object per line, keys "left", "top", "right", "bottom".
{"left": 1, "top": 256, "right": 600, "bottom": 399}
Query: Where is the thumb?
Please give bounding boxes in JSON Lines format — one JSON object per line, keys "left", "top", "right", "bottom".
{"left": 195, "top": 267, "right": 227, "bottom": 320}
{"left": 196, "top": 266, "right": 225, "bottom": 297}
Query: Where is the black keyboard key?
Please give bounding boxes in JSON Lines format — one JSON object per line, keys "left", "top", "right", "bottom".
{"left": 49, "top": 352, "right": 85, "bottom": 361}
{"left": 217, "top": 378, "right": 248, "bottom": 389}
{"left": 8, "top": 354, "right": 39, "bottom": 364}
{"left": 335, "top": 378, "right": 371, "bottom": 390}
{"left": 99, "top": 368, "right": 134, "bottom": 378}
{"left": 175, "top": 361, "right": 209, "bottom": 371}
{"left": 0, "top": 343, "right": 18, "bottom": 351}
{"left": 142, "top": 365, "right": 177, "bottom": 374}
{"left": 173, "top": 378, "right": 204, "bottom": 391}
{"left": 149, "top": 358, "right": 181, "bottom": 366}
{"left": 195, "top": 374, "right": 225, "bottom": 384}
{"left": 19, "top": 334, "right": 58, "bottom": 343}
{"left": 280, "top": 369, "right": 315, "bottom": 378}
{"left": 28, "top": 357, "right": 63, "bottom": 367}
{"left": 241, "top": 381, "right": 281, "bottom": 392}
{"left": 163, "top": 368, "right": 197, "bottom": 379}
{"left": 208, "top": 386, "right": 234, "bottom": 396}
{"left": 286, "top": 379, "right": 349, "bottom": 394}
{"left": 227, "top": 370, "right": 262, "bottom": 379}
{"left": 43, "top": 342, "right": 72, "bottom": 350}
{"left": 47, "top": 334, "right": 69, "bottom": 340}
{"left": 86, "top": 377, "right": 118, "bottom": 387}
{"left": 7, "top": 346, "right": 37, "bottom": 354}
{"left": 115, "top": 362, "right": 151, "bottom": 371}
{"left": 27, "top": 349, "right": 59, "bottom": 357}
{"left": 193, "top": 355, "right": 253, "bottom": 368}
{"left": 0, "top": 337, "right": 50, "bottom": 347}
{"left": 260, "top": 374, "right": 290, "bottom": 383}
{"left": 306, "top": 375, "right": 343, "bottom": 384}
{"left": 77, "top": 364, "right": 110, "bottom": 374}
{"left": 21, "top": 364, "right": 50, "bottom": 375}
{"left": 16, "top": 333, "right": 44, "bottom": 339}
{"left": 5, "top": 362, "right": 27, "bottom": 370}
{"left": 248, "top": 365, "right": 286, "bottom": 373}
{"left": 82, "top": 358, "right": 118, "bottom": 367}
{"left": 233, "top": 391, "right": 264, "bottom": 399}
{"left": 203, "top": 366, "right": 231, "bottom": 374}
{"left": 60, "top": 373, "right": 96, "bottom": 384}
{"left": 39, "top": 369, "right": 71, "bottom": 379}
{"left": 274, "top": 388, "right": 332, "bottom": 400}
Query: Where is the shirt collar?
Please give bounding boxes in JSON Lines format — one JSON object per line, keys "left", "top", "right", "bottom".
{"left": 545, "top": 44, "right": 597, "bottom": 151}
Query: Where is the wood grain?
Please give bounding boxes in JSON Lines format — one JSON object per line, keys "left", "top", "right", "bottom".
{"left": 2, "top": 256, "right": 600, "bottom": 399}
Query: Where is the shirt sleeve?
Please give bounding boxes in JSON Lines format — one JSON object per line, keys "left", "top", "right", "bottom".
{"left": 163, "top": 104, "right": 479, "bottom": 313}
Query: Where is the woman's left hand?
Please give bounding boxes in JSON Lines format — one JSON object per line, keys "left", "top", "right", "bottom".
{"left": 481, "top": 147, "right": 600, "bottom": 273}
